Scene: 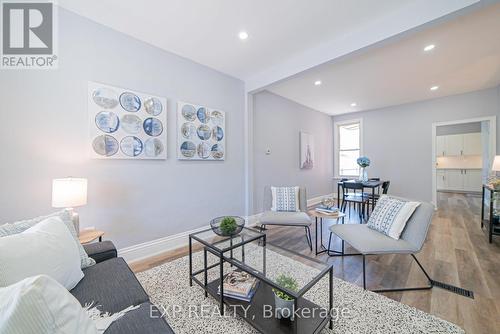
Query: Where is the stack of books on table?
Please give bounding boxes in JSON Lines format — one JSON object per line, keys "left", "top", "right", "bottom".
{"left": 315, "top": 206, "right": 339, "bottom": 215}
{"left": 218, "top": 270, "right": 259, "bottom": 302}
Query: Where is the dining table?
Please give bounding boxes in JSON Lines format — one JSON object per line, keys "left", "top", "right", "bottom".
{"left": 336, "top": 179, "right": 383, "bottom": 215}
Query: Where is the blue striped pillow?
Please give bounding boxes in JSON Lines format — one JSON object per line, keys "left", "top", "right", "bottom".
{"left": 271, "top": 186, "right": 300, "bottom": 212}
{"left": 367, "top": 195, "right": 420, "bottom": 239}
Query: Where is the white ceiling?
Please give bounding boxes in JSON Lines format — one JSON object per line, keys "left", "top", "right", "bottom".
{"left": 58, "top": 0, "right": 472, "bottom": 81}
{"left": 267, "top": 2, "right": 500, "bottom": 115}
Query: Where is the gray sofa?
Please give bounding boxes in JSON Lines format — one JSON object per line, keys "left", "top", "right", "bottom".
{"left": 73, "top": 241, "right": 174, "bottom": 334}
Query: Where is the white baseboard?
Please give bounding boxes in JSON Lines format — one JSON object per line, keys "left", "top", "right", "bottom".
{"left": 118, "top": 193, "right": 335, "bottom": 264}
{"left": 118, "top": 225, "right": 206, "bottom": 264}
{"left": 307, "top": 193, "right": 336, "bottom": 207}
{"left": 118, "top": 215, "right": 262, "bottom": 264}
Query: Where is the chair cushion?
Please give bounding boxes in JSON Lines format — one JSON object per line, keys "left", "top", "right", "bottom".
{"left": 71, "top": 258, "right": 149, "bottom": 314}
{"left": 271, "top": 186, "right": 300, "bottom": 212}
{"left": 104, "top": 302, "right": 174, "bottom": 334}
{"left": 260, "top": 211, "right": 311, "bottom": 226}
{"left": 330, "top": 224, "right": 418, "bottom": 254}
{"left": 366, "top": 195, "right": 420, "bottom": 239}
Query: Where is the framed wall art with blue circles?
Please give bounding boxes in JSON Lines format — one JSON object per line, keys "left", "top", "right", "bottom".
{"left": 177, "top": 101, "right": 225, "bottom": 161}
{"left": 88, "top": 81, "right": 167, "bottom": 160}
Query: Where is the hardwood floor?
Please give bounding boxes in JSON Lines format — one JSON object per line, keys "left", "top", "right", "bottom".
{"left": 131, "top": 193, "right": 500, "bottom": 333}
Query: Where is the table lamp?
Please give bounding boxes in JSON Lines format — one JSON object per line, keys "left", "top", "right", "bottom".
{"left": 52, "top": 177, "right": 88, "bottom": 235}
{"left": 492, "top": 156, "right": 500, "bottom": 175}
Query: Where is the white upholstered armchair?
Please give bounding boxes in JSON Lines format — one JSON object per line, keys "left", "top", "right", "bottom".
{"left": 258, "top": 186, "right": 312, "bottom": 250}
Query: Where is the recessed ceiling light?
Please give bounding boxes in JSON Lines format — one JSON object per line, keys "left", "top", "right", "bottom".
{"left": 314, "top": 80, "right": 322, "bottom": 86}
{"left": 430, "top": 86, "right": 439, "bottom": 91}
{"left": 424, "top": 44, "right": 435, "bottom": 52}
{"left": 238, "top": 31, "right": 248, "bottom": 40}
{"left": 350, "top": 102, "right": 357, "bottom": 107}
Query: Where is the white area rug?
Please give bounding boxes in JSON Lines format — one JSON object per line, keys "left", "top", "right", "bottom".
{"left": 136, "top": 246, "right": 464, "bottom": 334}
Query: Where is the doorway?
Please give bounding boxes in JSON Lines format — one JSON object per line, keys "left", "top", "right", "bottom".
{"left": 431, "top": 116, "right": 496, "bottom": 208}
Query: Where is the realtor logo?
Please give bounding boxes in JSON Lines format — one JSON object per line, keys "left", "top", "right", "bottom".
{"left": 1, "top": 1, "right": 58, "bottom": 69}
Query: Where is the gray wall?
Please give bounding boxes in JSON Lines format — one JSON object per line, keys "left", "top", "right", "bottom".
{"left": 0, "top": 9, "right": 245, "bottom": 249}
{"left": 253, "top": 91, "right": 334, "bottom": 213}
{"left": 332, "top": 86, "right": 500, "bottom": 202}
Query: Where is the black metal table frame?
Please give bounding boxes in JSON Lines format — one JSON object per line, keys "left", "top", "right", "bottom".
{"left": 188, "top": 228, "right": 334, "bottom": 331}
{"left": 314, "top": 214, "right": 345, "bottom": 255}
{"left": 481, "top": 184, "right": 500, "bottom": 243}
{"left": 189, "top": 227, "right": 265, "bottom": 310}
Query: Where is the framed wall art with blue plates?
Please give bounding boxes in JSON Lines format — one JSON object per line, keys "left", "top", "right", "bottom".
{"left": 177, "top": 101, "right": 225, "bottom": 161}
{"left": 88, "top": 81, "right": 167, "bottom": 160}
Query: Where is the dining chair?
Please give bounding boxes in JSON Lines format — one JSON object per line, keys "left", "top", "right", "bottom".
{"left": 365, "top": 181, "right": 390, "bottom": 206}
{"left": 341, "top": 182, "right": 369, "bottom": 221}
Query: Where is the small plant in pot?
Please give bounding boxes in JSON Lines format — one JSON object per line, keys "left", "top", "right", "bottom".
{"left": 220, "top": 216, "right": 238, "bottom": 235}
{"left": 210, "top": 216, "right": 245, "bottom": 237}
{"left": 273, "top": 274, "right": 299, "bottom": 321}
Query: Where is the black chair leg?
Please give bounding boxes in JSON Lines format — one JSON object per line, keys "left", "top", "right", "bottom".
{"left": 327, "top": 232, "right": 332, "bottom": 252}
{"left": 362, "top": 255, "right": 366, "bottom": 289}
{"left": 368, "top": 254, "right": 435, "bottom": 293}
{"left": 305, "top": 226, "right": 312, "bottom": 251}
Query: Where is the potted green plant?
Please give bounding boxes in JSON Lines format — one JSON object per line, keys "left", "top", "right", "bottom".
{"left": 273, "top": 274, "right": 299, "bottom": 320}
{"left": 219, "top": 216, "right": 238, "bottom": 235}
{"left": 210, "top": 216, "right": 245, "bottom": 236}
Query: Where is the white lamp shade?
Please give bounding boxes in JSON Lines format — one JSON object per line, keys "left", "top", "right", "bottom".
{"left": 492, "top": 156, "right": 500, "bottom": 172}
{"left": 52, "top": 178, "right": 88, "bottom": 208}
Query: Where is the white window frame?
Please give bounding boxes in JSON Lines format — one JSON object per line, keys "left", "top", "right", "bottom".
{"left": 334, "top": 118, "right": 363, "bottom": 179}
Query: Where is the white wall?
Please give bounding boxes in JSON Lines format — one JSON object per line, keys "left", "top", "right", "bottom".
{"left": 0, "top": 9, "right": 245, "bottom": 249}
{"left": 252, "top": 91, "right": 334, "bottom": 213}
{"left": 332, "top": 86, "right": 500, "bottom": 202}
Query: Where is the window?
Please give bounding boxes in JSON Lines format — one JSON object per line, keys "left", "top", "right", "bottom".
{"left": 334, "top": 119, "right": 362, "bottom": 177}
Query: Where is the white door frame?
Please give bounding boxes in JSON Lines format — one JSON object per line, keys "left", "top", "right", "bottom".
{"left": 431, "top": 116, "right": 496, "bottom": 207}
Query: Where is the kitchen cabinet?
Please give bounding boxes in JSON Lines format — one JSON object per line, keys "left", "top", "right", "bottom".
{"left": 445, "top": 135, "right": 463, "bottom": 156}
{"left": 464, "top": 169, "right": 482, "bottom": 192}
{"left": 437, "top": 169, "right": 483, "bottom": 192}
{"left": 463, "top": 133, "right": 482, "bottom": 156}
{"left": 436, "top": 133, "right": 481, "bottom": 157}
{"left": 446, "top": 169, "right": 463, "bottom": 191}
{"left": 436, "top": 170, "right": 446, "bottom": 189}
{"left": 436, "top": 136, "right": 446, "bottom": 157}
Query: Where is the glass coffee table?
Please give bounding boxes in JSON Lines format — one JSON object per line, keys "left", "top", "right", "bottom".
{"left": 189, "top": 227, "right": 333, "bottom": 333}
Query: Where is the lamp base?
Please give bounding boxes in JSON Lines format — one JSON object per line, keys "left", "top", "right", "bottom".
{"left": 65, "top": 208, "right": 80, "bottom": 236}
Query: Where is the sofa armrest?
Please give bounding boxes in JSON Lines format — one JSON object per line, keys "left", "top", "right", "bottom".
{"left": 83, "top": 240, "right": 117, "bottom": 263}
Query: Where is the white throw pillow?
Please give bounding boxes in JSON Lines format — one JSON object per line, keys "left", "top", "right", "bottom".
{"left": 367, "top": 195, "right": 420, "bottom": 240}
{"left": 0, "top": 209, "right": 96, "bottom": 269}
{"left": 0, "top": 275, "right": 98, "bottom": 334}
{"left": 271, "top": 186, "right": 300, "bottom": 212}
{"left": 0, "top": 217, "right": 84, "bottom": 290}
